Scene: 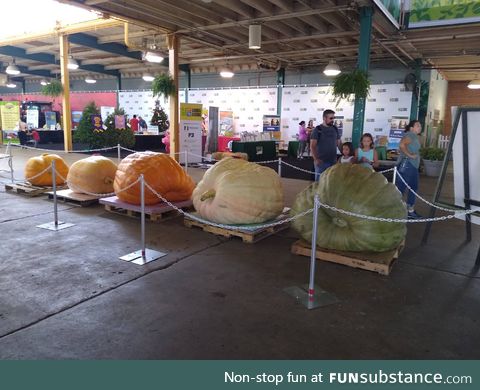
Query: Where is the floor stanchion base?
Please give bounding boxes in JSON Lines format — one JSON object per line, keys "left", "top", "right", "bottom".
{"left": 119, "top": 248, "right": 167, "bottom": 265}
{"left": 284, "top": 284, "right": 339, "bottom": 310}
{"left": 36, "top": 221, "right": 76, "bottom": 231}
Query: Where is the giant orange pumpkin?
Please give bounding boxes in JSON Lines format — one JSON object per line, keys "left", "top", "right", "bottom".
{"left": 24, "top": 153, "right": 69, "bottom": 186}
{"left": 114, "top": 151, "right": 195, "bottom": 205}
{"left": 67, "top": 156, "right": 117, "bottom": 194}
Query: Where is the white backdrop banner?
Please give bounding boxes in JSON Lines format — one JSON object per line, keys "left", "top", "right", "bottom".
{"left": 187, "top": 87, "right": 277, "bottom": 135}
{"left": 452, "top": 108, "right": 480, "bottom": 225}
{"left": 118, "top": 90, "right": 186, "bottom": 131}
{"left": 281, "top": 84, "right": 412, "bottom": 141}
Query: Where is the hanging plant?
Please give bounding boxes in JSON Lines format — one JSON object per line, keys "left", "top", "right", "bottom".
{"left": 332, "top": 69, "right": 370, "bottom": 102}
{"left": 152, "top": 73, "right": 176, "bottom": 102}
{"left": 41, "top": 80, "right": 63, "bottom": 97}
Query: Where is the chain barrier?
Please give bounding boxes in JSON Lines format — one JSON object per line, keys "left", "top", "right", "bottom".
{"left": 394, "top": 170, "right": 462, "bottom": 213}
{"left": 316, "top": 198, "right": 479, "bottom": 224}
{"left": 144, "top": 181, "right": 312, "bottom": 231}
{"left": 11, "top": 144, "right": 118, "bottom": 154}
{"left": 54, "top": 169, "right": 140, "bottom": 197}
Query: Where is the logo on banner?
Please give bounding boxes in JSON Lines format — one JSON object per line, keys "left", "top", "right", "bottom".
{"left": 301, "top": 91, "right": 308, "bottom": 94}
{"left": 366, "top": 119, "right": 375, "bottom": 122}
{"left": 398, "top": 108, "right": 408, "bottom": 111}
{"left": 368, "top": 98, "right": 376, "bottom": 102}
{"left": 283, "top": 107, "right": 290, "bottom": 111}
{"left": 293, "top": 99, "right": 300, "bottom": 103}
{"left": 377, "top": 89, "right": 387, "bottom": 92}
{"left": 91, "top": 114, "right": 103, "bottom": 132}
{"left": 376, "top": 108, "right": 385, "bottom": 111}
{"left": 310, "top": 99, "right": 318, "bottom": 103}
{"left": 390, "top": 98, "right": 399, "bottom": 102}
{"left": 284, "top": 91, "right": 291, "bottom": 94}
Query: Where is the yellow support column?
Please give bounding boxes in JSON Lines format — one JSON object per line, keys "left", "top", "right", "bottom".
{"left": 167, "top": 33, "right": 180, "bottom": 161}
{"left": 59, "top": 34, "right": 72, "bottom": 152}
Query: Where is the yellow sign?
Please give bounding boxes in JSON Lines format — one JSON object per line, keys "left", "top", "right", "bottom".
{"left": 0, "top": 101, "right": 20, "bottom": 130}
{"left": 180, "top": 103, "right": 202, "bottom": 121}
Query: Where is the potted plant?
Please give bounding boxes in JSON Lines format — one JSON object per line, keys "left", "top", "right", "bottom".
{"left": 420, "top": 147, "right": 445, "bottom": 177}
{"left": 332, "top": 69, "right": 370, "bottom": 103}
{"left": 40, "top": 80, "right": 63, "bottom": 97}
{"left": 152, "top": 73, "right": 176, "bottom": 103}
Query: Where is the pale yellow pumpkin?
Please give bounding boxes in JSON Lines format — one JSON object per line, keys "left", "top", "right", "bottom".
{"left": 67, "top": 156, "right": 118, "bottom": 194}
{"left": 192, "top": 157, "right": 284, "bottom": 224}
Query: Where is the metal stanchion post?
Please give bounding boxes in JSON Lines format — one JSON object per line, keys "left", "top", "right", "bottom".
{"left": 52, "top": 160, "right": 58, "bottom": 228}
{"left": 308, "top": 195, "right": 320, "bottom": 302}
{"left": 184, "top": 150, "right": 188, "bottom": 173}
{"left": 278, "top": 157, "right": 282, "bottom": 177}
{"left": 393, "top": 166, "right": 397, "bottom": 185}
{"left": 140, "top": 174, "right": 146, "bottom": 260}
{"left": 117, "top": 143, "right": 121, "bottom": 164}
{"left": 37, "top": 160, "right": 75, "bottom": 231}
{"left": 284, "top": 194, "right": 339, "bottom": 309}
{"left": 119, "top": 176, "right": 167, "bottom": 265}
{"left": 8, "top": 141, "right": 14, "bottom": 183}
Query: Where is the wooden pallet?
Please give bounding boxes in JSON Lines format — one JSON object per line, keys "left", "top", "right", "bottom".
{"left": 46, "top": 189, "right": 100, "bottom": 207}
{"left": 291, "top": 240, "right": 405, "bottom": 275}
{"left": 4, "top": 182, "right": 67, "bottom": 197}
{"left": 100, "top": 196, "right": 193, "bottom": 222}
{"left": 184, "top": 208, "right": 290, "bottom": 243}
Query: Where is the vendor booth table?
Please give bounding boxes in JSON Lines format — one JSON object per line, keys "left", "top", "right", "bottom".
{"left": 232, "top": 140, "right": 276, "bottom": 162}
{"left": 218, "top": 136, "right": 240, "bottom": 152}
{"left": 134, "top": 134, "right": 164, "bottom": 151}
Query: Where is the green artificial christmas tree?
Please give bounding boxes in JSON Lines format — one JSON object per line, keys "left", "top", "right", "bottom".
{"left": 73, "top": 101, "right": 101, "bottom": 148}
{"left": 150, "top": 100, "right": 170, "bottom": 134}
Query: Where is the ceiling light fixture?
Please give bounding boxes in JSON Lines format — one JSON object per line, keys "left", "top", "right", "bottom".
{"left": 467, "top": 77, "right": 480, "bottom": 89}
{"left": 67, "top": 56, "right": 79, "bottom": 70}
{"left": 6, "top": 81, "right": 16, "bottom": 88}
{"left": 40, "top": 79, "right": 50, "bottom": 86}
{"left": 143, "top": 51, "right": 164, "bottom": 63}
{"left": 142, "top": 72, "right": 154, "bottom": 82}
{"left": 219, "top": 67, "right": 234, "bottom": 78}
{"left": 85, "top": 75, "right": 96, "bottom": 84}
{"left": 323, "top": 60, "right": 341, "bottom": 77}
{"left": 249, "top": 24, "right": 262, "bottom": 50}
{"left": 6, "top": 59, "right": 20, "bottom": 75}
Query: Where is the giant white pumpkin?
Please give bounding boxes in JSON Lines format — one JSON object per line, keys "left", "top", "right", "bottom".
{"left": 192, "top": 157, "right": 284, "bottom": 224}
{"left": 67, "top": 155, "right": 117, "bottom": 194}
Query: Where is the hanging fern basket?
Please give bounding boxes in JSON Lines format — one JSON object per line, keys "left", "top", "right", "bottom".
{"left": 152, "top": 73, "right": 176, "bottom": 102}
{"left": 41, "top": 80, "right": 64, "bottom": 97}
{"left": 332, "top": 69, "right": 370, "bottom": 102}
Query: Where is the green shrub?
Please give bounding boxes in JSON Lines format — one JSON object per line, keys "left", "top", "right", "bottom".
{"left": 420, "top": 147, "right": 445, "bottom": 161}
{"left": 73, "top": 103, "right": 134, "bottom": 149}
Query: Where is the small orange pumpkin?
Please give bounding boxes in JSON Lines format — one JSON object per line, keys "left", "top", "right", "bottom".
{"left": 114, "top": 151, "right": 195, "bottom": 205}
{"left": 24, "top": 153, "right": 69, "bottom": 186}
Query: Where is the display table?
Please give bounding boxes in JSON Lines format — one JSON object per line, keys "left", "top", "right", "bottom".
{"left": 218, "top": 136, "right": 240, "bottom": 152}
{"left": 134, "top": 134, "right": 164, "bottom": 151}
{"left": 36, "top": 130, "right": 67, "bottom": 144}
{"left": 231, "top": 140, "right": 276, "bottom": 162}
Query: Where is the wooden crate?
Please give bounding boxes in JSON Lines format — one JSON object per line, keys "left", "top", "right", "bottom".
{"left": 184, "top": 208, "right": 290, "bottom": 243}
{"left": 4, "top": 182, "right": 67, "bottom": 197}
{"left": 47, "top": 189, "right": 100, "bottom": 207}
{"left": 291, "top": 240, "right": 405, "bottom": 275}
{"left": 100, "top": 196, "right": 193, "bottom": 222}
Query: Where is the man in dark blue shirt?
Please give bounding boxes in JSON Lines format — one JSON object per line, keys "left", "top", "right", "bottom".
{"left": 310, "top": 109, "right": 341, "bottom": 181}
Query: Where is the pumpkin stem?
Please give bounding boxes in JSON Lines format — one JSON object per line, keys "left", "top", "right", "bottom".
{"left": 200, "top": 189, "right": 216, "bottom": 201}
{"left": 104, "top": 177, "right": 114, "bottom": 185}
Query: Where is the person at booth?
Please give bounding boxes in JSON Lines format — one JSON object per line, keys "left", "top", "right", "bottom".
{"left": 129, "top": 114, "right": 139, "bottom": 133}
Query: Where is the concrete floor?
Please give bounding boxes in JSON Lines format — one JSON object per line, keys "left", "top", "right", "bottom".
{"left": 0, "top": 145, "right": 479, "bottom": 359}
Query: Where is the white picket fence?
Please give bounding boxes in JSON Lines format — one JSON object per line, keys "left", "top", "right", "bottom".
{"left": 438, "top": 134, "right": 450, "bottom": 150}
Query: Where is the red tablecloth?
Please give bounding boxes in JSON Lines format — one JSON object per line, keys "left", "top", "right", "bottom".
{"left": 218, "top": 136, "right": 240, "bottom": 152}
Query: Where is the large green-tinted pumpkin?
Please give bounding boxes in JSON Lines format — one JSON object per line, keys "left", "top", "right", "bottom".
{"left": 291, "top": 164, "right": 407, "bottom": 252}
{"left": 192, "top": 157, "right": 284, "bottom": 224}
